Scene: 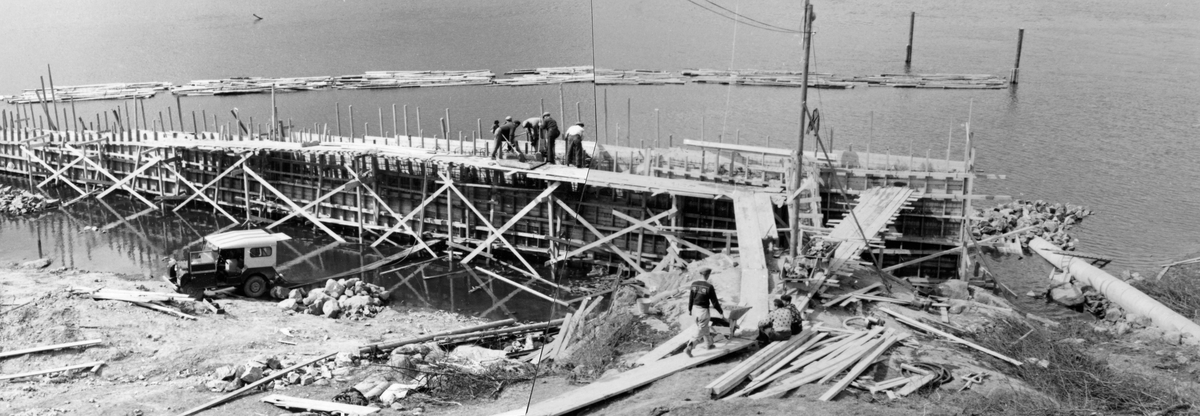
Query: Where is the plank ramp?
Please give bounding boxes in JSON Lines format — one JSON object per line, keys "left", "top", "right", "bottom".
{"left": 494, "top": 339, "right": 753, "bottom": 416}
{"left": 732, "top": 191, "right": 778, "bottom": 323}
{"left": 824, "top": 187, "right": 916, "bottom": 276}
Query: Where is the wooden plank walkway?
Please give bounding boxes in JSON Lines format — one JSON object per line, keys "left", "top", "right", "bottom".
{"left": 824, "top": 187, "right": 916, "bottom": 276}
{"left": 732, "top": 191, "right": 779, "bottom": 323}
{"left": 493, "top": 338, "right": 753, "bottom": 416}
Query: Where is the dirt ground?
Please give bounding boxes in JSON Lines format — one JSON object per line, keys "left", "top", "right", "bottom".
{"left": 3, "top": 262, "right": 1198, "bottom": 416}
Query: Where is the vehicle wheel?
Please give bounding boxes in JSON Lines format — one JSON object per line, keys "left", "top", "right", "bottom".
{"left": 242, "top": 275, "right": 269, "bottom": 298}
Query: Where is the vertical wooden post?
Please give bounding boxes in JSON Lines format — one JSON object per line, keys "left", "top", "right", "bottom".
{"left": 445, "top": 108, "right": 451, "bottom": 142}
{"left": 789, "top": 0, "right": 813, "bottom": 258}
{"left": 46, "top": 66, "right": 61, "bottom": 130}
{"left": 379, "top": 107, "right": 385, "bottom": 137}
{"left": 1011, "top": 28, "right": 1025, "bottom": 84}
{"left": 416, "top": 107, "right": 423, "bottom": 147}
{"left": 176, "top": 94, "right": 184, "bottom": 135}
{"left": 575, "top": 102, "right": 581, "bottom": 124}
{"left": 905, "top": 12, "right": 915, "bottom": 64}
{"left": 348, "top": 105, "right": 355, "bottom": 139}
{"left": 655, "top": 108, "right": 660, "bottom": 148}
{"left": 602, "top": 89, "right": 609, "bottom": 144}
{"left": 140, "top": 98, "right": 149, "bottom": 134}
{"left": 70, "top": 99, "right": 78, "bottom": 132}
{"left": 335, "top": 102, "right": 343, "bottom": 137}
{"left": 439, "top": 117, "right": 447, "bottom": 151}
{"left": 392, "top": 104, "right": 399, "bottom": 140}
{"left": 626, "top": 98, "right": 631, "bottom": 147}
{"left": 558, "top": 83, "right": 565, "bottom": 125}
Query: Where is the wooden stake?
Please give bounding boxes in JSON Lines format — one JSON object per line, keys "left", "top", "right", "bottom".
{"left": 1011, "top": 28, "right": 1025, "bottom": 84}
{"left": 905, "top": 12, "right": 915, "bottom": 64}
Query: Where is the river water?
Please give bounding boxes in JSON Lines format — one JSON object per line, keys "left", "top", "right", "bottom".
{"left": 1, "top": 0, "right": 1197, "bottom": 317}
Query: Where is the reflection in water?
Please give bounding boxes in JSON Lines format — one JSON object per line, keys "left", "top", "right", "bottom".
{"left": 0, "top": 178, "right": 562, "bottom": 321}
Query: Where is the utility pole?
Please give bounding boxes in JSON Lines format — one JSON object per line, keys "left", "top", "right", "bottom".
{"left": 789, "top": 0, "right": 814, "bottom": 258}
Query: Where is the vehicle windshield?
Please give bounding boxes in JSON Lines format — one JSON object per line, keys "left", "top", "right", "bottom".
{"left": 190, "top": 250, "right": 217, "bottom": 264}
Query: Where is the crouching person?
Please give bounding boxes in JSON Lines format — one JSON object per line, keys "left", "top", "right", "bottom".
{"left": 756, "top": 298, "right": 795, "bottom": 347}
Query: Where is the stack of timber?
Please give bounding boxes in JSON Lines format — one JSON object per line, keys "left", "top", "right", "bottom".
{"left": 496, "top": 66, "right": 685, "bottom": 86}
{"left": 358, "top": 318, "right": 571, "bottom": 355}
{"left": 332, "top": 70, "right": 495, "bottom": 89}
{"left": 729, "top": 327, "right": 912, "bottom": 400}
{"left": 82, "top": 287, "right": 200, "bottom": 320}
{"left": 526, "top": 296, "right": 606, "bottom": 364}
{"left": 681, "top": 69, "right": 855, "bottom": 89}
{"left": 170, "top": 77, "right": 333, "bottom": 96}
{"left": 6, "top": 82, "right": 172, "bottom": 103}
{"left": 828, "top": 73, "right": 1009, "bottom": 89}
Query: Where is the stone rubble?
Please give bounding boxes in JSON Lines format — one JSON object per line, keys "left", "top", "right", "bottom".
{"left": 275, "top": 277, "right": 388, "bottom": 320}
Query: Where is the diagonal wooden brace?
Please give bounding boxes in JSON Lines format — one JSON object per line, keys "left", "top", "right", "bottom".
{"left": 546, "top": 207, "right": 677, "bottom": 265}
{"left": 371, "top": 182, "right": 452, "bottom": 248}
{"left": 95, "top": 157, "right": 162, "bottom": 200}
{"left": 20, "top": 146, "right": 88, "bottom": 197}
{"left": 343, "top": 167, "right": 436, "bottom": 256}
{"left": 266, "top": 179, "right": 359, "bottom": 229}
{"left": 36, "top": 153, "right": 88, "bottom": 188}
{"left": 161, "top": 164, "right": 239, "bottom": 223}
{"left": 242, "top": 165, "right": 346, "bottom": 243}
{"left": 62, "top": 144, "right": 158, "bottom": 209}
{"left": 439, "top": 172, "right": 545, "bottom": 279}
{"left": 613, "top": 210, "right": 716, "bottom": 258}
{"left": 461, "top": 182, "right": 560, "bottom": 264}
{"left": 172, "top": 154, "right": 252, "bottom": 211}
{"left": 553, "top": 198, "right": 646, "bottom": 274}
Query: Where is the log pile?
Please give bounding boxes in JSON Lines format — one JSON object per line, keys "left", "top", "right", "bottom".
{"left": 170, "top": 76, "right": 332, "bottom": 96}
{"left": 496, "top": 66, "right": 685, "bottom": 86}
{"left": 0, "top": 186, "right": 57, "bottom": 216}
{"left": 830, "top": 73, "right": 1009, "bottom": 89}
{"left": 5, "top": 82, "right": 172, "bottom": 103}
{"left": 169, "top": 71, "right": 494, "bottom": 96}
{"left": 682, "top": 68, "right": 856, "bottom": 89}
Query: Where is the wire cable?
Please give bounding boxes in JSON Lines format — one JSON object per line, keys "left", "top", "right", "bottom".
{"left": 704, "top": 0, "right": 802, "bottom": 33}
{"left": 682, "top": 0, "right": 800, "bottom": 34}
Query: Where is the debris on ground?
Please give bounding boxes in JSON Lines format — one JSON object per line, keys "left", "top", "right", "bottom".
{"left": 278, "top": 278, "right": 389, "bottom": 319}
{"left": 0, "top": 186, "right": 57, "bottom": 216}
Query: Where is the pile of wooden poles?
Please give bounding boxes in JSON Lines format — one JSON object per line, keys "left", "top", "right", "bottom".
{"left": 81, "top": 287, "right": 205, "bottom": 320}
{"left": 707, "top": 326, "right": 912, "bottom": 401}
{"left": 6, "top": 82, "right": 172, "bottom": 103}
{"left": 527, "top": 295, "right": 606, "bottom": 364}
{"left": 496, "top": 66, "right": 685, "bottom": 86}
{"left": 170, "top": 70, "right": 495, "bottom": 96}
{"left": 682, "top": 69, "right": 856, "bottom": 89}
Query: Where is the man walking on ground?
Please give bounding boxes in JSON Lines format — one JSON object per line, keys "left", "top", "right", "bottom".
{"left": 540, "top": 112, "right": 561, "bottom": 164}
{"left": 564, "top": 122, "right": 587, "bottom": 167}
{"left": 520, "top": 116, "right": 542, "bottom": 152}
{"left": 490, "top": 116, "right": 524, "bottom": 160}
{"left": 756, "top": 298, "right": 796, "bottom": 347}
{"left": 685, "top": 267, "right": 726, "bottom": 357}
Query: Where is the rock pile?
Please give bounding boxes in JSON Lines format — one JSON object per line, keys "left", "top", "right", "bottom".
{"left": 276, "top": 278, "right": 389, "bottom": 319}
{"left": 203, "top": 352, "right": 357, "bottom": 392}
{"left": 973, "top": 200, "right": 1092, "bottom": 250}
{"left": 0, "top": 186, "right": 55, "bottom": 216}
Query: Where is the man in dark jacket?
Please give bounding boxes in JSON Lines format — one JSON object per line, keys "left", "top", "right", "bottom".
{"left": 520, "top": 116, "right": 542, "bottom": 151}
{"left": 490, "top": 116, "right": 523, "bottom": 160}
{"left": 685, "top": 267, "right": 726, "bottom": 357}
{"left": 539, "top": 112, "right": 561, "bottom": 164}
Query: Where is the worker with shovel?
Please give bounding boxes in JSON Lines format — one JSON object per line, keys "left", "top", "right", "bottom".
{"left": 685, "top": 267, "right": 726, "bottom": 357}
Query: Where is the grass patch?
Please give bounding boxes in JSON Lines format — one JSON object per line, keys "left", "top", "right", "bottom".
{"left": 1133, "top": 262, "right": 1200, "bottom": 320}
{"left": 963, "top": 317, "right": 1193, "bottom": 415}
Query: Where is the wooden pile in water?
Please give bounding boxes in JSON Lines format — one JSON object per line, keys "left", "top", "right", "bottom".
{"left": 332, "top": 70, "right": 495, "bottom": 89}
{"left": 496, "top": 66, "right": 685, "bottom": 86}
{"left": 682, "top": 68, "right": 855, "bottom": 89}
{"left": 6, "top": 82, "right": 172, "bottom": 103}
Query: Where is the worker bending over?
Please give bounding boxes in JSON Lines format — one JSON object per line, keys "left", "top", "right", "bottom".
{"left": 520, "top": 116, "right": 543, "bottom": 152}
{"left": 490, "top": 116, "right": 524, "bottom": 160}
{"left": 540, "top": 112, "right": 561, "bottom": 164}
{"left": 564, "top": 122, "right": 588, "bottom": 167}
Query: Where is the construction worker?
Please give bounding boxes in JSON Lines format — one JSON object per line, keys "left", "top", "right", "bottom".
{"left": 490, "top": 116, "right": 524, "bottom": 160}
{"left": 520, "top": 116, "right": 542, "bottom": 152}
{"left": 540, "top": 112, "right": 561, "bottom": 164}
{"left": 756, "top": 298, "right": 795, "bottom": 346}
{"left": 685, "top": 267, "right": 726, "bottom": 357}
{"left": 564, "top": 122, "right": 587, "bottom": 167}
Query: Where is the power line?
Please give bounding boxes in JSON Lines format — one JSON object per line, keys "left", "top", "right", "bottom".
{"left": 682, "top": 0, "right": 800, "bottom": 34}
{"left": 704, "top": 0, "right": 801, "bottom": 33}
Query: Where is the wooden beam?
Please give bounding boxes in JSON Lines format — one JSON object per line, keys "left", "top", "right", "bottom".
{"left": 266, "top": 180, "right": 359, "bottom": 229}
{"left": 547, "top": 207, "right": 677, "bottom": 265}
{"left": 161, "top": 164, "right": 239, "bottom": 223}
{"left": 95, "top": 157, "right": 162, "bottom": 199}
{"left": 261, "top": 395, "right": 380, "bottom": 415}
{"left": 243, "top": 165, "right": 346, "bottom": 242}
{"left": 819, "top": 330, "right": 907, "bottom": 401}
{"left": 878, "top": 307, "right": 1022, "bottom": 366}
{"left": 553, "top": 198, "right": 646, "bottom": 274}
{"left": 175, "top": 352, "right": 338, "bottom": 416}
{"left": 20, "top": 146, "right": 88, "bottom": 196}
{"left": 371, "top": 183, "right": 452, "bottom": 247}
{"left": 36, "top": 153, "right": 88, "bottom": 188}
{"left": 440, "top": 172, "right": 544, "bottom": 278}
{"left": 0, "top": 361, "right": 105, "bottom": 381}
{"left": 461, "top": 182, "right": 560, "bottom": 264}
{"left": 0, "top": 339, "right": 102, "bottom": 359}
{"left": 474, "top": 267, "right": 567, "bottom": 306}
{"left": 171, "top": 154, "right": 251, "bottom": 210}
{"left": 880, "top": 223, "right": 1039, "bottom": 272}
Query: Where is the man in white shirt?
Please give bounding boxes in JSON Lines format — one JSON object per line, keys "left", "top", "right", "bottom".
{"left": 564, "top": 123, "right": 587, "bottom": 168}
